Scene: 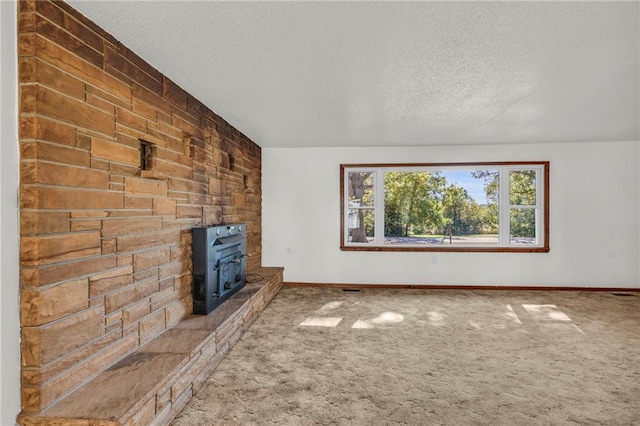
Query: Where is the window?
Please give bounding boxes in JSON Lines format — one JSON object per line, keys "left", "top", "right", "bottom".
{"left": 340, "top": 162, "right": 549, "bottom": 252}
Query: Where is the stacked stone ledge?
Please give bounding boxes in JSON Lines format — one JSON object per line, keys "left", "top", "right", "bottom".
{"left": 17, "top": 267, "right": 284, "bottom": 426}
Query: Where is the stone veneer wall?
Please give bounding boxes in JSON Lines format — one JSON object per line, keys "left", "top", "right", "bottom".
{"left": 18, "top": 0, "right": 262, "bottom": 414}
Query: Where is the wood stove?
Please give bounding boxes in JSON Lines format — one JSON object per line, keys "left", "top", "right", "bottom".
{"left": 192, "top": 224, "right": 247, "bottom": 315}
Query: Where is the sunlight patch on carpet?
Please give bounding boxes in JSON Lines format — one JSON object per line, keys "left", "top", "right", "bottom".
{"left": 316, "top": 301, "right": 343, "bottom": 314}
{"left": 522, "top": 304, "right": 571, "bottom": 321}
{"left": 505, "top": 305, "right": 522, "bottom": 324}
{"left": 299, "top": 317, "right": 342, "bottom": 327}
{"left": 351, "top": 311, "right": 404, "bottom": 329}
{"left": 427, "top": 311, "right": 445, "bottom": 327}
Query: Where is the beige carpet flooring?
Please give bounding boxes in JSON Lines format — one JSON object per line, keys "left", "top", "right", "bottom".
{"left": 172, "top": 287, "right": 640, "bottom": 425}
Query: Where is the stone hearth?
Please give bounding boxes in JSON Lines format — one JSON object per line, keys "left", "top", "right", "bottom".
{"left": 18, "top": 267, "right": 283, "bottom": 426}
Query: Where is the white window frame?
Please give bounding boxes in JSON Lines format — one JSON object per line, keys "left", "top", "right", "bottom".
{"left": 340, "top": 162, "right": 549, "bottom": 253}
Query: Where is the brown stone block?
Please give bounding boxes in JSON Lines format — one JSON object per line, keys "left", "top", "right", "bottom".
{"left": 21, "top": 279, "right": 89, "bottom": 327}
{"left": 89, "top": 265, "right": 134, "bottom": 297}
{"left": 91, "top": 138, "right": 139, "bottom": 166}
{"left": 71, "top": 219, "right": 102, "bottom": 232}
{"left": 21, "top": 231, "right": 101, "bottom": 265}
{"left": 87, "top": 92, "right": 116, "bottom": 114}
{"left": 124, "top": 196, "right": 153, "bottom": 210}
{"left": 208, "top": 177, "right": 222, "bottom": 194}
{"left": 192, "top": 346, "right": 227, "bottom": 395}
{"left": 156, "top": 388, "right": 172, "bottom": 415}
{"left": 20, "top": 84, "right": 37, "bottom": 114}
{"left": 164, "top": 136, "right": 186, "bottom": 155}
{"left": 105, "top": 46, "right": 162, "bottom": 96}
{"left": 35, "top": 35, "right": 131, "bottom": 101}
{"left": 171, "top": 113, "right": 203, "bottom": 141}
{"left": 201, "top": 207, "right": 222, "bottom": 227}
{"left": 19, "top": 57, "right": 37, "bottom": 83}
{"left": 165, "top": 297, "right": 191, "bottom": 328}
{"left": 86, "top": 84, "right": 130, "bottom": 110}
{"left": 192, "top": 171, "right": 209, "bottom": 185}
{"left": 167, "top": 177, "right": 207, "bottom": 194}
{"left": 36, "top": 86, "right": 114, "bottom": 136}
{"left": 187, "top": 94, "right": 207, "bottom": 119}
{"left": 133, "top": 248, "right": 171, "bottom": 272}
{"left": 22, "top": 141, "right": 90, "bottom": 167}
{"left": 231, "top": 192, "right": 246, "bottom": 207}
{"left": 174, "top": 273, "right": 192, "bottom": 299}
{"left": 163, "top": 78, "right": 188, "bottom": 111}
{"left": 132, "top": 82, "right": 172, "bottom": 114}
{"left": 36, "top": 333, "right": 138, "bottom": 414}
{"left": 18, "top": 33, "right": 36, "bottom": 56}
{"left": 102, "top": 216, "right": 163, "bottom": 237}
{"left": 126, "top": 397, "right": 156, "bottom": 426}
{"left": 187, "top": 193, "right": 210, "bottom": 206}
{"left": 71, "top": 211, "right": 109, "bottom": 219}
{"left": 21, "top": 211, "right": 70, "bottom": 235}
{"left": 156, "top": 120, "right": 183, "bottom": 140}
{"left": 22, "top": 255, "right": 117, "bottom": 288}
{"left": 116, "top": 229, "right": 180, "bottom": 253}
{"left": 105, "top": 62, "right": 133, "bottom": 86}
{"left": 123, "top": 299, "right": 151, "bottom": 326}
{"left": 75, "top": 133, "right": 92, "bottom": 150}
{"left": 35, "top": 14, "right": 103, "bottom": 67}
{"left": 36, "top": 116, "right": 77, "bottom": 146}
{"left": 124, "top": 177, "right": 167, "bottom": 196}
{"left": 133, "top": 268, "right": 158, "bottom": 283}
{"left": 149, "top": 287, "right": 176, "bottom": 312}
{"left": 35, "top": 1, "right": 104, "bottom": 52}
{"left": 116, "top": 42, "right": 160, "bottom": 80}
{"left": 131, "top": 97, "right": 158, "bottom": 120}
{"left": 176, "top": 205, "right": 202, "bottom": 219}
{"left": 166, "top": 191, "right": 188, "bottom": 203}
{"left": 162, "top": 218, "right": 201, "bottom": 231}
{"left": 20, "top": 386, "right": 40, "bottom": 415}
{"left": 159, "top": 277, "right": 175, "bottom": 291}
{"left": 153, "top": 198, "right": 176, "bottom": 216}
{"left": 155, "top": 146, "right": 182, "bottom": 165}
{"left": 21, "top": 368, "right": 41, "bottom": 387}
{"left": 37, "top": 162, "right": 110, "bottom": 189}
{"left": 139, "top": 309, "right": 165, "bottom": 334}
{"left": 18, "top": 7, "right": 36, "bottom": 33}
{"left": 117, "top": 254, "right": 133, "bottom": 267}
{"left": 102, "top": 238, "right": 117, "bottom": 255}
{"left": 139, "top": 324, "right": 166, "bottom": 347}
{"left": 110, "top": 182, "right": 125, "bottom": 192}
{"left": 159, "top": 260, "right": 188, "bottom": 280}
{"left": 154, "top": 158, "right": 193, "bottom": 179}
{"left": 104, "top": 279, "right": 158, "bottom": 313}
{"left": 116, "top": 107, "right": 148, "bottom": 133}
{"left": 37, "top": 186, "right": 123, "bottom": 210}
{"left": 21, "top": 305, "right": 104, "bottom": 367}
{"left": 20, "top": 116, "right": 38, "bottom": 140}
{"left": 34, "top": 57, "right": 86, "bottom": 99}
{"left": 108, "top": 162, "right": 139, "bottom": 177}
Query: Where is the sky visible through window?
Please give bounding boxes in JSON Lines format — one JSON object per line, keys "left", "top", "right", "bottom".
{"left": 440, "top": 170, "right": 489, "bottom": 205}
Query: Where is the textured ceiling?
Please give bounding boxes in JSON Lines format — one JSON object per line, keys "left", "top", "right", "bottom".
{"left": 68, "top": 1, "right": 639, "bottom": 148}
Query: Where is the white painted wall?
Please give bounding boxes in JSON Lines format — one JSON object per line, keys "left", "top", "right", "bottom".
{"left": 263, "top": 142, "right": 639, "bottom": 288}
{"left": 1, "top": 1, "right": 21, "bottom": 424}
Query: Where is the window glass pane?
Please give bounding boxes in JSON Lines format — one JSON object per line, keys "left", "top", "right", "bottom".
{"left": 509, "top": 170, "right": 536, "bottom": 205}
{"left": 348, "top": 172, "right": 374, "bottom": 207}
{"left": 383, "top": 169, "right": 499, "bottom": 245}
{"left": 510, "top": 208, "right": 536, "bottom": 244}
{"left": 348, "top": 208, "right": 374, "bottom": 243}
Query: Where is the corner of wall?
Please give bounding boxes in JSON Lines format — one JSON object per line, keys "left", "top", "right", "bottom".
{"left": 1, "top": 0, "right": 22, "bottom": 424}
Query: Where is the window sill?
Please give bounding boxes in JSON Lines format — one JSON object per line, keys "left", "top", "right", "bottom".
{"left": 340, "top": 245, "right": 550, "bottom": 253}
